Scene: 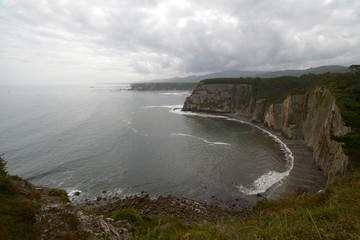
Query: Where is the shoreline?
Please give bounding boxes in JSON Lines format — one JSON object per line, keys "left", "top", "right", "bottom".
{"left": 82, "top": 192, "right": 251, "bottom": 224}
{"left": 173, "top": 108, "right": 327, "bottom": 199}
{"left": 80, "top": 111, "right": 326, "bottom": 223}
{"left": 224, "top": 113, "right": 327, "bottom": 199}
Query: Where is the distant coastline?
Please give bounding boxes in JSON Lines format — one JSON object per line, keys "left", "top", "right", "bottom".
{"left": 130, "top": 82, "right": 197, "bottom": 91}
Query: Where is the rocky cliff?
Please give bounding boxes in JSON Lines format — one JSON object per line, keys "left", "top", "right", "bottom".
{"left": 183, "top": 82, "right": 350, "bottom": 181}
{"left": 303, "top": 88, "right": 350, "bottom": 179}
{"left": 182, "top": 82, "right": 260, "bottom": 120}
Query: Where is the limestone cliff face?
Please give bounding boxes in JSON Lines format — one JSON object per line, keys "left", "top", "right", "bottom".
{"left": 302, "top": 88, "right": 350, "bottom": 179}
{"left": 263, "top": 90, "right": 349, "bottom": 178}
{"left": 183, "top": 83, "right": 350, "bottom": 181}
{"left": 281, "top": 95, "right": 306, "bottom": 140}
{"left": 264, "top": 103, "right": 285, "bottom": 131}
{"left": 232, "top": 84, "right": 253, "bottom": 117}
{"left": 252, "top": 99, "right": 267, "bottom": 123}
{"left": 182, "top": 83, "right": 252, "bottom": 114}
{"left": 265, "top": 95, "right": 305, "bottom": 139}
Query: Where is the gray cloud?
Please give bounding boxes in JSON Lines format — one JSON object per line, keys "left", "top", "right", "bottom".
{"left": 0, "top": 0, "right": 359, "bottom": 84}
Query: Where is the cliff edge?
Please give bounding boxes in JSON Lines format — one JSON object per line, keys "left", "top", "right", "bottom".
{"left": 182, "top": 73, "right": 357, "bottom": 181}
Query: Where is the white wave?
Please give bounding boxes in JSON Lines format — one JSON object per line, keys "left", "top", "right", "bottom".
{"left": 141, "top": 105, "right": 183, "bottom": 109}
{"left": 236, "top": 124, "right": 294, "bottom": 195}
{"left": 170, "top": 109, "right": 229, "bottom": 119}
{"left": 67, "top": 188, "right": 82, "bottom": 198}
{"left": 237, "top": 171, "right": 288, "bottom": 195}
{"left": 171, "top": 133, "right": 231, "bottom": 146}
{"left": 171, "top": 133, "right": 195, "bottom": 138}
{"left": 160, "top": 92, "right": 190, "bottom": 96}
{"left": 171, "top": 110, "right": 294, "bottom": 195}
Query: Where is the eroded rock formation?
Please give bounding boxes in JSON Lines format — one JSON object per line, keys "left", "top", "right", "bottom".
{"left": 182, "top": 83, "right": 350, "bottom": 181}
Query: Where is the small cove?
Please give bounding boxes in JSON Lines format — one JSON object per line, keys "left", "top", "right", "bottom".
{"left": 0, "top": 84, "right": 326, "bottom": 208}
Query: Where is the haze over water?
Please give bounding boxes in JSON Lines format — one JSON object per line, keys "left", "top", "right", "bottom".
{"left": 0, "top": 84, "right": 291, "bottom": 206}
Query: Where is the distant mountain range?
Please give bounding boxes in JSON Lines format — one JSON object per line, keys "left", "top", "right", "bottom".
{"left": 148, "top": 65, "right": 349, "bottom": 83}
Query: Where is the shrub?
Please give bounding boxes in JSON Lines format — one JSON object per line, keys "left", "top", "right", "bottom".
{"left": 108, "top": 208, "right": 144, "bottom": 226}
{"left": 49, "top": 188, "right": 70, "bottom": 203}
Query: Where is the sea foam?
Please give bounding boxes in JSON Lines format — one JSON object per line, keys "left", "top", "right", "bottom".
{"left": 171, "top": 133, "right": 231, "bottom": 146}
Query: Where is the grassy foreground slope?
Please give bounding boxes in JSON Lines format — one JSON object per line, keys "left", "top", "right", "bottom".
{"left": 0, "top": 155, "right": 42, "bottom": 240}
{"left": 97, "top": 170, "right": 359, "bottom": 239}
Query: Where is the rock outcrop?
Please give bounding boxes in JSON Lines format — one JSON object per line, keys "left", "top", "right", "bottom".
{"left": 183, "top": 82, "right": 350, "bottom": 181}
{"left": 252, "top": 99, "right": 266, "bottom": 123}
{"left": 183, "top": 83, "right": 235, "bottom": 113}
{"left": 281, "top": 95, "right": 305, "bottom": 140}
{"left": 182, "top": 83, "right": 253, "bottom": 114}
{"left": 36, "top": 203, "right": 130, "bottom": 240}
{"left": 264, "top": 103, "right": 285, "bottom": 131}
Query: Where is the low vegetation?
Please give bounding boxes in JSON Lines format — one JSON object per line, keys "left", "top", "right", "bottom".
{"left": 104, "top": 169, "right": 360, "bottom": 239}
{"left": 49, "top": 188, "right": 70, "bottom": 203}
{"left": 107, "top": 208, "right": 190, "bottom": 239}
{"left": 0, "top": 156, "right": 41, "bottom": 240}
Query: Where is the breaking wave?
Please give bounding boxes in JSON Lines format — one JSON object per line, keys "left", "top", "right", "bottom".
{"left": 171, "top": 133, "right": 231, "bottom": 146}
{"left": 236, "top": 123, "right": 294, "bottom": 195}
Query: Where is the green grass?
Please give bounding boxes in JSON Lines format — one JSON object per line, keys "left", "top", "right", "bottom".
{"left": 107, "top": 208, "right": 191, "bottom": 239}
{"left": 49, "top": 188, "right": 71, "bottom": 203}
{"left": 107, "top": 170, "right": 360, "bottom": 239}
{"left": 0, "top": 156, "right": 42, "bottom": 240}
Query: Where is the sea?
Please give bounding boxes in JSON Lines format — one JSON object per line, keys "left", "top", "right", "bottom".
{"left": 0, "top": 84, "right": 293, "bottom": 206}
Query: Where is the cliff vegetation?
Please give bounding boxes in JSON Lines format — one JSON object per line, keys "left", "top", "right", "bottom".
{"left": 317, "top": 73, "right": 360, "bottom": 168}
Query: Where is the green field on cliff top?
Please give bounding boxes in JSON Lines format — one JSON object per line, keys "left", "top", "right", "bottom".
{"left": 0, "top": 71, "right": 359, "bottom": 239}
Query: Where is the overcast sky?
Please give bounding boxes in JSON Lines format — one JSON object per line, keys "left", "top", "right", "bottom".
{"left": 0, "top": 0, "right": 359, "bottom": 84}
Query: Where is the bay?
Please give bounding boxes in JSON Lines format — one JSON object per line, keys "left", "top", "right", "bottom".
{"left": 0, "top": 84, "right": 290, "bottom": 205}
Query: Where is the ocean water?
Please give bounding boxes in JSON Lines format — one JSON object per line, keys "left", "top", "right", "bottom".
{"left": 0, "top": 84, "right": 292, "bottom": 205}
